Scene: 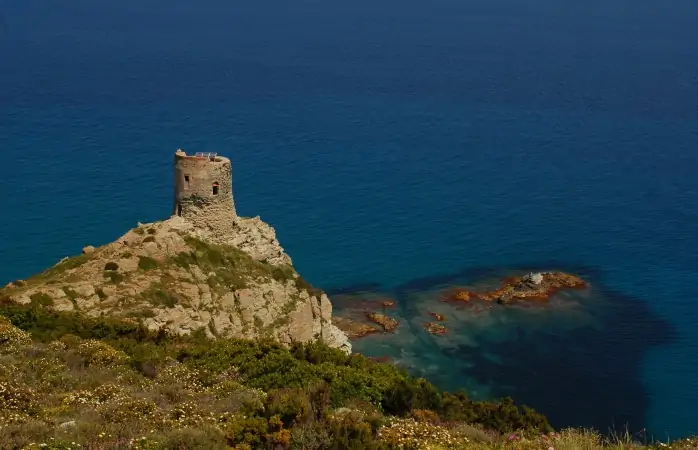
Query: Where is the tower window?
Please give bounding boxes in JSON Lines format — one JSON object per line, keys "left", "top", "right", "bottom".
{"left": 177, "top": 203, "right": 183, "bottom": 217}
{"left": 212, "top": 182, "right": 219, "bottom": 196}
{"left": 184, "top": 175, "right": 190, "bottom": 189}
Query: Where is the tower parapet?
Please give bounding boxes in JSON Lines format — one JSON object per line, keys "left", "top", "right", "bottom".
{"left": 173, "top": 149, "right": 237, "bottom": 230}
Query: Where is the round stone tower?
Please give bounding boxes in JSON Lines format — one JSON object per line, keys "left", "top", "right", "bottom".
{"left": 173, "top": 149, "right": 237, "bottom": 230}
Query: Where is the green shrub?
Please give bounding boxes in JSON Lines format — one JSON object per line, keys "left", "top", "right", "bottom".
{"left": 171, "top": 237, "right": 293, "bottom": 292}
{"left": 218, "top": 414, "right": 270, "bottom": 447}
{"left": 29, "top": 293, "right": 53, "bottom": 308}
{"left": 294, "top": 277, "right": 324, "bottom": 299}
{"left": 103, "top": 271, "right": 124, "bottom": 284}
{"left": 0, "top": 379, "right": 39, "bottom": 414}
{"left": 271, "top": 265, "right": 295, "bottom": 283}
{"left": 127, "top": 308, "right": 157, "bottom": 319}
{"left": 326, "top": 410, "right": 385, "bottom": 450}
{"left": 104, "top": 261, "right": 119, "bottom": 271}
{"left": 62, "top": 287, "right": 78, "bottom": 301}
{"left": 291, "top": 424, "right": 333, "bottom": 450}
{"left": 141, "top": 286, "right": 178, "bottom": 308}
{"left": 158, "top": 425, "right": 228, "bottom": 450}
{"left": 265, "top": 388, "right": 312, "bottom": 427}
{"left": 440, "top": 392, "right": 551, "bottom": 433}
{"left": 0, "top": 300, "right": 152, "bottom": 342}
{"left": 381, "top": 377, "right": 442, "bottom": 415}
{"left": 138, "top": 256, "right": 159, "bottom": 271}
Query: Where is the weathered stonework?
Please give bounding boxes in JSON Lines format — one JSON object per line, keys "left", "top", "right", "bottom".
{"left": 172, "top": 149, "right": 290, "bottom": 265}
{"left": 173, "top": 149, "right": 237, "bottom": 230}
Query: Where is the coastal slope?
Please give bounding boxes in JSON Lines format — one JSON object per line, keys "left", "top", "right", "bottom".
{"left": 1, "top": 216, "right": 350, "bottom": 353}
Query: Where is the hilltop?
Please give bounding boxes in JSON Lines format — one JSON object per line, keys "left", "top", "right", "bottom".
{"left": 1, "top": 216, "right": 349, "bottom": 353}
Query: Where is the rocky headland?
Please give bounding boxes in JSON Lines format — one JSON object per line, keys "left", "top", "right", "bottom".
{"left": 1, "top": 216, "right": 350, "bottom": 353}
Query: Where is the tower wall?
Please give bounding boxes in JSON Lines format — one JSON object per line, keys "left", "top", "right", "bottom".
{"left": 173, "top": 150, "right": 237, "bottom": 230}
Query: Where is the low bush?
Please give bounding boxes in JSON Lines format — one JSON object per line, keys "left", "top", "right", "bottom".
{"left": 29, "top": 292, "right": 53, "bottom": 308}
{"left": 103, "top": 271, "right": 124, "bottom": 284}
{"left": 138, "top": 256, "right": 159, "bottom": 271}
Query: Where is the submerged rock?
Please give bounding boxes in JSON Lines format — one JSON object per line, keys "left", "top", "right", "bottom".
{"left": 424, "top": 322, "right": 448, "bottom": 335}
{"left": 444, "top": 272, "right": 586, "bottom": 305}
{"left": 429, "top": 312, "right": 446, "bottom": 321}
{"left": 366, "top": 312, "right": 399, "bottom": 332}
{"left": 332, "top": 317, "right": 380, "bottom": 339}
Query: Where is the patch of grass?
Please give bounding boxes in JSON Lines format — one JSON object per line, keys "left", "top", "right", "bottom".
{"left": 65, "top": 273, "right": 84, "bottom": 283}
{"left": 62, "top": 287, "right": 79, "bottom": 301}
{"left": 141, "top": 284, "right": 178, "bottom": 308}
{"left": 170, "top": 237, "right": 298, "bottom": 295}
{"left": 253, "top": 315, "right": 264, "bottom": 331}
{"left": 96, "top": 288, "right": 108, "bottom": 300}
{"left": 265, "top": 295, "right": 302, "bottom": 332}
{"left": 103, "top": 271, "right": 124, "bottom": 285}
{"left": 29, "top": 293, "right": 53, "bottom": 308}
{"left": 126, "top": 308, "right": 157, "bottom": 319}
{"left": 294, "top": 276, "right": 324, "bottom": 299}
{"left": 28, "top": 254, "right": 90, "bottom": 284}
{"left": 271, "top": 265, "right": 296, "bottom": 283}
{"left": 138, "top": 256, "right": 159, "bottom": 271}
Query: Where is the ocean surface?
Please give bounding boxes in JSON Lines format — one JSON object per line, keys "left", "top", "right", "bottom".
{"left": 2, "top": 0, "right": 698, "bottom": 439}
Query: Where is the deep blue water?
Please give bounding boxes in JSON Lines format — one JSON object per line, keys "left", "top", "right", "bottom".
{"left": 2, "top": 0, "right": 698, "bottom": 439}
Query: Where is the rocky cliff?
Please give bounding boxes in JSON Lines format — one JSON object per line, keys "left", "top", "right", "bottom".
{"left": 1, "top": 216, "right": 351, "bottom": 353}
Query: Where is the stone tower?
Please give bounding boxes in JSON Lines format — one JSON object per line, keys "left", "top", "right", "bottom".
{"left": 173, "top": 149, "right": 237, "bottom": 231}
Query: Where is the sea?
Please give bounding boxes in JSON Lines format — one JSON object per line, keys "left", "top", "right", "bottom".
{"left": 1, "top": 0, "right": 697, "bottom": 440}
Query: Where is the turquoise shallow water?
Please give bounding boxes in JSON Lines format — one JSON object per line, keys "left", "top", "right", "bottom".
{"left": 1, "top": 0, "right": 698, "bottom": 439}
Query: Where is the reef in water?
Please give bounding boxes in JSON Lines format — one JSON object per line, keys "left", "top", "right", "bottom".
{"left": 327, "top": 263, "right": 676, "bottom": 436}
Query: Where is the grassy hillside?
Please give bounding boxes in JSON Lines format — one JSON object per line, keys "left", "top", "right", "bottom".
{"left": 0, "top": 300, "right": 694, "bottom": 450}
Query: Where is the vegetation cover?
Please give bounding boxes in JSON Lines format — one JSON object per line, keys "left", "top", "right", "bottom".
{"left": 0, "top": 299, "right": 694, "bottom": 449}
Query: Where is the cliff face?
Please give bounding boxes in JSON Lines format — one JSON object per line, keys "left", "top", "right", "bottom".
{"left": 1, "top": 216, "right": 350, "bottom": 353}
